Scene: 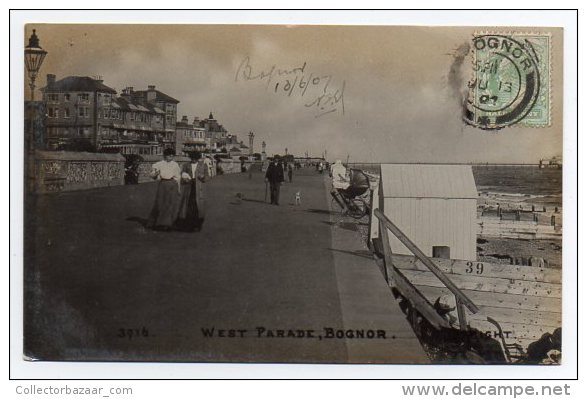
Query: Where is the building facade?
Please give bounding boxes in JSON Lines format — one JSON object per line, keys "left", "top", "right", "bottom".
{"left": 42, "top": 74, "right": 117, "bottom": 151}
{"left": 41, "top": 75, "right": 253, "bottom": 157}
{"left": 176, "top": 116, "right": 207, "bottom": 155}
{"left": 199, "top": 112, "right": 229, "bottom": 151}
{"left": 132, "top": 85, "right": 179, "bottom": 152}
{"left": 99, "top": 92, "right": 163, "bottom": 155}
{"left": 42, "top": 75, "right": 180, "bottom": 156}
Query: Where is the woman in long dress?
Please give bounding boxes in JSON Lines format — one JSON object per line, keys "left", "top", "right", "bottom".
{"left": 147, "top": 148, "right": 181, "bottom": 231}
{"left": 176, "top": 151, "right": 210, "bottom": 232}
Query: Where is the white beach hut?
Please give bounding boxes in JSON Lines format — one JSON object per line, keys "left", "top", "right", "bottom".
{"left": 376, "top": 164, "right": 478, "bottom": 261}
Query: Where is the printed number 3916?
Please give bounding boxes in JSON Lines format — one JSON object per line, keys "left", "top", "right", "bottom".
{"left": 465, "top": 262, "right": 484, "bottom": 274}
{"left": 117, "top": 327, "right": 149, "bottom": 339}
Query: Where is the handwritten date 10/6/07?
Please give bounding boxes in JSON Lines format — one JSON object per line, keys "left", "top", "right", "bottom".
{"left": 235, "top": 56, "right": 345, "bottom": 118}
{"left": 117, "top": 327, "right": 149, "bottom": 340}
{"left": 274, "top": 74, "right": 345, "bottom": 118}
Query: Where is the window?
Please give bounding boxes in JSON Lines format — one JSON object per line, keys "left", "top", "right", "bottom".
{"left": 78, "top": 106, "right": 89, "bottom": 118}
{"left": 63, "top": 108, "right": 70, "bottom": 118}
{"left": 130, "top": 112, "right": 135, "bottom": 121}
{"left": 102, "top": 94, "right": 111, "bottom": 105}
{"left": 47, "top": 107, "right": 58, "bottom": 118}
{"left": 47, "top": 93, "right": 59, "bottom": 103}
{"left": 77, "top": 127, "right": 89, "bottom": 137}
{"left": 64, "top": 93, "right": 71, "bottom": 101}
{"left": 166, "top": 105, "right": 175, "bottom": 117}
{"left": 432, "top": 246, "right": 451, "bottom": 259}
{"left": 78, "top": 93, "right": 90, "bottom": 102}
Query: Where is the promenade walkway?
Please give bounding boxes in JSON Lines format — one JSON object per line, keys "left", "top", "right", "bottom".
{"left": 25, "top": 167, "right": 428, "bottom": 363}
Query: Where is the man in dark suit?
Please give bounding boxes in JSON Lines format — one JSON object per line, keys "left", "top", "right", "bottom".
{"left": 265, "top": 155, "right": 285, "bottom": 205}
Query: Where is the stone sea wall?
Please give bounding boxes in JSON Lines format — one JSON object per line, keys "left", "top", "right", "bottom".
{"left": 34, "top": 151, "right": 256, "bottom": 193}
{"left": 35, "top": 151, "right": 125, "bottom": 193}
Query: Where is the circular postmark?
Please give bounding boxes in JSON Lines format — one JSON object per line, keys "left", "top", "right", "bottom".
{"left": 464, "top": 34, "right": 541, "bottom": 130}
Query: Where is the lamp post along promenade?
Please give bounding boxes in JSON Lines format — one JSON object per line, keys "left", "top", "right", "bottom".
{"left": 24, "top": 29, "right": 48, "bottom": 193}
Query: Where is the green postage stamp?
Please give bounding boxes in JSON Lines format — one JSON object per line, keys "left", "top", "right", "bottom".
{"left": 464, "top": 32, "right": 551, "bottom": 129}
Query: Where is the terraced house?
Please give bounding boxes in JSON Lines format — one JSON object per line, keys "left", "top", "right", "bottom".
{"left": 131, "top": 85, "right": 179, "bottom": 152}
{"left": 42, "top": 74, "right": 116, "bottom": 151}
{"left": 42, "top": 75, "right": 180, "bottom": 155}
{"left": 176, "top": 116, "right": 207, "bottom": 155}
{"left": 200, "top": 112, "right": 229, "bottom": 151}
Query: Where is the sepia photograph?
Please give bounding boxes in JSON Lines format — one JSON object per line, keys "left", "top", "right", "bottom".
{"left": 19, "top": 19, "right": 569, "bottom": 368}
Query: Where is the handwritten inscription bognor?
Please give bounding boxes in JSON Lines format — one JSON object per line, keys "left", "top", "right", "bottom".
{"left": 235, "top": 56, "right": 345, "bottom": 118}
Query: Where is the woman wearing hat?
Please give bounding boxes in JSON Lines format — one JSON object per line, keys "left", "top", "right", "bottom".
{"left": 176, "top": 151, "right": 210, "bottom": 232}
{"left": 147, "top": 148, "right": 181, "bottom": 231}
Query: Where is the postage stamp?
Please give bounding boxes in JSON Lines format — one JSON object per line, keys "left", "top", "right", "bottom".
{"left": 464, "top": 33, "right": 551, "bottom": 129}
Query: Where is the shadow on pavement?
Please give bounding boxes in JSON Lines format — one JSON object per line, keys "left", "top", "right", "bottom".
{"left": 328, "top": 248, "right": 373, "bottom": 260}
{"left": 126, "top": 216, "right": 150, "bottom": 228}
{"left": 242, "top": 198, "right": 267, "bottom": 204}
{"left": 321, "top": 221, "right": 358, "bottom": 231}
{"left": 306, "top": 208, "right": 339, "bottom": 216}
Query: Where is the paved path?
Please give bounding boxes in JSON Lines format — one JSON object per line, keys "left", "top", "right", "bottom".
{"left": 25, "top": 167, "right": 427, "bottom": 363}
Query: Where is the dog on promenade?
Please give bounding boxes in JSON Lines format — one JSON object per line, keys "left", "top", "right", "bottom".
{"left": 294, "top": 191, "right": 301, "bottom": 206}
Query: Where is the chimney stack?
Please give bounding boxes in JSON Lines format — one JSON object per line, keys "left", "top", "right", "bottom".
{"left": 147, "top": 85, "right": 156, "bottom": 102}
{"left": 181, "top": 115, "right": 188, "bottom": 123}
{"left": 121, "top": 87, "right": 133, "bottom": 99}
{"left": 46, "top": 74, "right": 56, "bottom": 87}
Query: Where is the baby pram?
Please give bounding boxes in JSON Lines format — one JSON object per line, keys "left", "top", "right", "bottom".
{"left": 331, "top": 168, "right": 372, "bottom": 219}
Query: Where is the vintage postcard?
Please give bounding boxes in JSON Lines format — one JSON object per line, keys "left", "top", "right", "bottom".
{"left": 22, "top": 23, "right": 564, "bottom": 365}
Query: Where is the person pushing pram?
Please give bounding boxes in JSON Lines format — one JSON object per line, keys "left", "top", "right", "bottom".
{"left": 329, "top": 160, "right": 371, "bottom": 215}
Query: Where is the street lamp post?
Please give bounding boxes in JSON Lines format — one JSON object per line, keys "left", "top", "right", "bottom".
{"left": 24, "top": 29, "right": 48, "bottom": 193}
{"left": 25, "top": 29, "right": 48, "bottom": 101}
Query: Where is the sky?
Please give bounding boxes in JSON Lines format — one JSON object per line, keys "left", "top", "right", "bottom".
{"left": 25, "top": 24, "right": 563, "bottom": 163}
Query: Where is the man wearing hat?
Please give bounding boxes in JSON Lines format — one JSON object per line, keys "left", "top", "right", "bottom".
{"left": 265, "top": 155, "right": 285, "bottom": 205}
{"left": 147, "top": 148, "right": 181, "bottom": 231}
{"left": 176, "top": 151, "right": 209, "bottom": 231}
